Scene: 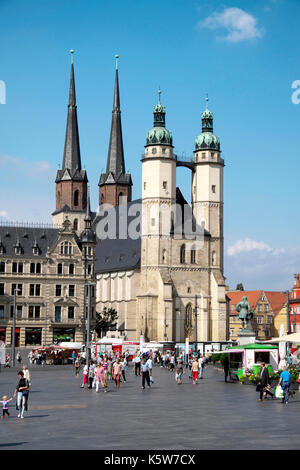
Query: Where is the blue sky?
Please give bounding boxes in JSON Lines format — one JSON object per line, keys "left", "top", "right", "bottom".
{"left": 0, "top": 0, "right": 299, "bottom": 290}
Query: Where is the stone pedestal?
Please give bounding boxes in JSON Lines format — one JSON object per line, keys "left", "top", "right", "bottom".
{"left": 237, "top": 329, "right": 256, "bottom": 346}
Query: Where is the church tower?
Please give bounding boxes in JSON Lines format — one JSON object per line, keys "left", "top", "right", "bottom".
{"left": 137, "top": 90, "right": 176, "bottom": 341}
{"left": 192, "top": 97, "right": 224, "bottom": 273}
{"left": 98, "top": 56, "right": 132, "bottom": 206}
{"left": 52, "top": 51, "right": 88, "bottom": 233}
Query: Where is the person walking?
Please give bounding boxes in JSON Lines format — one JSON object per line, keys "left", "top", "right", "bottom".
{"left": 198, "top": 354, "right": 204, "bottom": 379}
{"left": 141, "top": 358, "right": 151, "bottom": 389}
{"left": 146, "top": 355, "right": 153, "bottom": 385}
{"left": 175, "top": 360, "right": 185, "bottom": 384}
{"left": 14, "top": 371, "right": 29, "bottom": 419}
{"left": 120, "top": 356, "right": 127, "bottom": 383}
{"left": 95, "top": 364, "right": 108, "bottom": 393}
{"left": 192, "top": 357, "right": 199, "bottom": 385}
{"left": 74, "top": 356, "right": 80, "bottom": 378}
{"left": 133, "top": 353, "right": 141, "bottom": 376}
{"left": 72, "top": 351, "right": 76, "bottom": 366}
{"left": 258, "top": 362, "right": 269, "bottom": 402}
{"left": 169, "top": 353, "right": 175, "bottom": 372}
{"left": 81, "top": 363, "right": 89, "bottom": 389}
{"left": 16, "top": 351, "right": 22, "bottom": 365}
{"left": 1, "top": 396, "right": 13, "bottom": 419}
{"left": 112, "top": 358, "right": 122, "bottom": 389}
{"left": 88, "top": 360, "right": 95, "bottom": 389}
{"left": 22, "top": 366, "right": 31, "bottom": 387}
{"left": 279, "top": 366, "right": 291, "bottom": 404}
{"left": 223, "top": 355, "right": 229, "bottom": 383}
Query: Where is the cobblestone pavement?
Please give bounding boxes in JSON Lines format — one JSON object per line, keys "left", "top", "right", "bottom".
{"left": 0, "top": 362, "right": 299, "bottom": 450}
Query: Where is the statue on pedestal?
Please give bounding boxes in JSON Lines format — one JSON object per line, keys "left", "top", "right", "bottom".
{"left": 236, "top": 296, "right": 254, "bottom": 331}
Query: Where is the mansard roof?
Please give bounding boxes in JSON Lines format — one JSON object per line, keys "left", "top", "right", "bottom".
{"left": 0, "top": 226, "right": 60, "bottom": 258}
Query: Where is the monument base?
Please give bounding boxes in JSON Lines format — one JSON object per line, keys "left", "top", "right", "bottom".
{"left": 237, "top": 329, "right": 256, "bottom": 346}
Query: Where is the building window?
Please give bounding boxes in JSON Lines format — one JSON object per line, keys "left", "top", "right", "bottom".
{"left": 267, "top": 315, "right": 273, "bottom": 324}
{"left": 36, "top": 263, "right": 41, "bottom": 274}
{"left": 12, "top": 262, "right": 17, "bottom": 273}
{"left": 265, "top": 329, "right": 270, "bottom": 338}
{"left": 12, "top": 284, "right": 22, "bottom": 296}
{"left": 29, "top": 284, "right": 40, "bottom": 296}
{"left": 55, "top": 306, "right": 61, "bottom": 322}
{"left": 144, "top": 182, "right": 146, "bottom": 190}
{"left": 152, "top": 148, "right": 157, "bottom": 154}
{"left": 256, "top": 316, "right": 263, "bottom": 324}
{"left": 0, "top": 283, "right": 4, "bottom": 295}
{"left": 180, "top": 245, "right": 186, "bottom": 264}
{"left": 69, "top": 285, "right": 75, "bottom": 297}
{"left": 185, "top": 303, "right": 193, "bottom": 328}
{"left": 212, "top": 251, "right": 216, "bottom": 266}
{"left": 56, "top": 285, "right": 62, "bottom": 297}
{"left": 33, "top": 246, "right": 39, "bottom": 255}
{"left": 36, "top": 284, "right": 40, "bottom": 296}
{"left": 30, "top": 263, "right": 35, "bottom": 274}
{"left": 211, "top": 152, "right": 215, "bottom": 158}
{"left": 74, "top": 190, "right": 79, "bottom": 207}
{"left": 191, "top": 249, "right": 196, "bottom": 264}
{"left": 257, "top": 304, "right": 262, "bottom": 312}
{"left": 151, "top": 218, "right": 155, "bottom": 227}
{"left": 264, "top": 304, "right": 268, "bottom": 313}
{"left": 57, "top": 263, "right": 63, "bottom": 275}
{"left": 69, "top": 264, "right": 74, "bottom": 275}
{"left": 18, "top": 263, "right": 23, "bottom": 273}
{"left": 60, "top": 242, "right": 72, "bottom": 256}
{"left": 202, "top": 153, "right": 205, "bottom": 159}
{"left": 73, "top": 219, "right": 78, "bottom": 231}
{"left": 0, "top": 262, "right": 5, "bottom": 273}
{"left": 162, "top": 249, "right": 167, "bottom": 264}
{"left": 0, "top": 306, "right": 4, "bottom": 318}
{"left": 68, "top": 306, "right": 74, "bottom": 320}
{"left": 212, "top": 185, "right": 216, "bottom": 194}
{"left": 163, "top": 181, "right": 167, "bottom": 190}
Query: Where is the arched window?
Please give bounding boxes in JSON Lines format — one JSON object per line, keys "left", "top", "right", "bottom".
{"left": 180, "top": 244, "right": 186, "bottom": 264}
{"left": 74, "top": 190, "right": 79, "bottom": 207}
{"left": 73, "top": 219, "right": 78, "bottom": 231}
{"left": 185, "top": 303, "right": 193, "bottom": 328}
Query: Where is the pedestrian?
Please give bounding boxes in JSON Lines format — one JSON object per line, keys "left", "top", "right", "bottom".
{"left": 95, "top": 364, "right": 108, "bottom": 393}
{"left": 169, "top": 353, "right": 175, "bottom": 372}
{"left": 0, "top": 395, "right": 13, "bottom": 419}
{"left": 146, "top": 355, "right": 153, "bottom": 384}
{"left": 279, "top": 366, "right": 291, "bottom": 404}
{"left": 198, "top": 354, "right": 204, "bottom": 379}
{"left": 13, "top": 371, "right": 29, "bottom": 419}
{"left": 192, "top": 357, "right": 199, "bottom": 385}
{"left": 16, "top": 351, "right": 22, "bottom": 364}
{"left": 175, "top": 360, "right": 185, "bottom": 384}
{"left": 287, "top": 354, "right": 293, "bottom": 366}
{"left": 141, "top": 358, "right": 151, "bottom": 389}
{"left": 81, "top": 363, "right": 89, "bottom": 388}
{"left": 22, "top": 365, "right": 31, "bottom": 387}
{"left": 5, "top": 354, "right": 10, "bottom": 368}
{"left": 28, "top": 351, "right": 33, "bottom": 365}
{"left": 74, "top": 356, "right": 80, "bottom": 378}
{"left": 88, "top": 360, "right": 95, "bottom": 389}
{"left": 120, "top": 356, "right": 127, "bottom": 382}
{"left": 188, "top": 355, "right": 193, "bottom": 379}
{"left": 112, "top": 358, "right": 122, "bottom": 389}
{"left": 223, "top": 355, "right": 229, "bottom": 383}
{"left": 258, "top": 362, "right": 269, "bottom": 402}
{"left": 133, "top": 353, "right": 141, "bottom": 376}
{"left": 72, "top": 351, "right": 76, "bottom": 366}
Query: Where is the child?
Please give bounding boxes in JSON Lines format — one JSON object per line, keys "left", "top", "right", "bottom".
{"left": 1, "top": 396, "right": 13, "bottom": 419}
{"left": 175, "top": 360, "right": 185, "bottom": 384}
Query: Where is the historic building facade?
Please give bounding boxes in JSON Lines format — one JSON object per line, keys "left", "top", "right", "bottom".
{"left": 0, "top": 55, "right": 228, "bottom": 345}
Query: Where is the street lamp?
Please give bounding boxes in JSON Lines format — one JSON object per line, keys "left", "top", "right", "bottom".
{"left": 12, "top": 287, "right": 21, "bottom": 367}
{"left": 85, "top": 281, "right": 96, "bottom": 365}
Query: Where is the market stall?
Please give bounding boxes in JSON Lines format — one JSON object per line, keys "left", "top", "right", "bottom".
{"left": 226, "top": 343, "right": 279, "bottom": 380}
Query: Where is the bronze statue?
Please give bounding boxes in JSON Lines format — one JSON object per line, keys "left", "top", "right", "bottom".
{"left": 235, "top": 296, "right": 254, "bottom": 331}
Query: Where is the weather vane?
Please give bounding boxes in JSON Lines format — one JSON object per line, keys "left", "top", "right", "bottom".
{"left": 115, "top": 54, "right": 119, "bottom": 70}
{"left": 70, "top": 49, "right": 75, "bottom": 64}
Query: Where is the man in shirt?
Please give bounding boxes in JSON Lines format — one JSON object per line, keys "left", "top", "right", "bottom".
{"left": 141, "top": 358, "right": 151, "bottom": 389}
{"left": 133, "top": 353, "right": 141, "bottom": 376}
{"left": 198, "top": 354, "right": 204, "bottom": 379}
{"left": 146, "top": 356, "right": 153, "bottom": 384}
{"left": 258, "top": 362, "right": 269, "bottom": 402}
{"left": 279, "top": 367, "right": 291, "bottom": 404}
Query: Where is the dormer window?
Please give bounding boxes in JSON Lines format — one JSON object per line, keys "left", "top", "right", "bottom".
{"left": 33, "top": 245, "right": 39, "bottom": 255}
{"left": 0, "top": 243, "right": 5, "bottom": 255}
{"left": 15, "top": 243, "right": 22, "bottom": 255}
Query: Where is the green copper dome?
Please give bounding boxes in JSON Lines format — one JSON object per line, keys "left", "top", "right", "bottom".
{"left": 146, "top": 127, "right": 173, "bottom": 145}
{"left": 194, "top": 96, "right": 220, "bottom": 151}
{"left": 146, "top": 89, "right": 173, "bottom": 146}
{"left": 195, "top": 132, "right": 220, "bottom": 151}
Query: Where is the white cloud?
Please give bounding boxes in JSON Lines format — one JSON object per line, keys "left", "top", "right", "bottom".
{"left": 227, "top": 238, "right": 277, "bottom": 256}
{"left": 0, "top": 154, "right": 52, "bottom": 177}
{"left": 0, "top": 210, "right": 8, "bottom": 218}
{"left": 200, "top": 7, "right": 263, "bottom": 42}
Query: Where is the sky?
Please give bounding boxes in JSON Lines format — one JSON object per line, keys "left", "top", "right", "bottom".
{"left": 0, "top": 0, "right": 300, "bottom": 291}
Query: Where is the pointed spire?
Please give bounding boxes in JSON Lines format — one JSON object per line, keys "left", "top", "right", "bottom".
{"left": 106, "top": 54, "right": 125, "bottom": 176}
{"left": 84, "top": 186, "right": 92, "bottom": 230}
{"left": 62, "top": 50, "right": 82, "bottom": 174}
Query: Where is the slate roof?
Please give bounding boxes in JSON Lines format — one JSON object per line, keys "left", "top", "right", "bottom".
{"left": 0, "top": 226, "right": 60, "bottom": 258}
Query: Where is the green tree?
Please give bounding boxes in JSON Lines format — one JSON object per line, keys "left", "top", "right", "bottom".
{"left": 95, "top": 307, "right": 118, "bottom": 338}
{"left": 236, "top": 283, "right": 244, "bottom": 291}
